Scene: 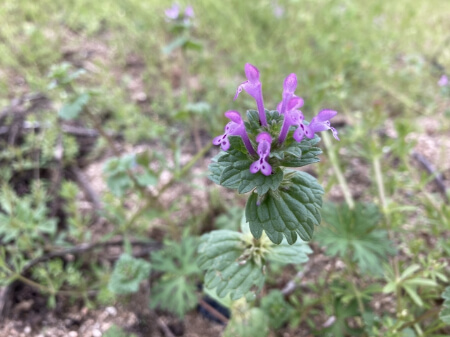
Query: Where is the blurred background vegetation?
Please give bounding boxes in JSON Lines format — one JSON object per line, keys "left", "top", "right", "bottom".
{"left": 0, "top": 0, "right": 449, "bottom": 336}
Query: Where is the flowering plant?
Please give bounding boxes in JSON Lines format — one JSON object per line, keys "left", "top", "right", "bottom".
{"left": 210, "top": 64, "right": 339, "bottom": 245}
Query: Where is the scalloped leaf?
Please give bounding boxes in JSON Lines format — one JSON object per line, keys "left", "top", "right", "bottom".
{"left": 238, "top": 167, "right": 284, "bottom": 195}
{"left": 197, "top": 230, "right": 264, "bottom": 300}
{"left": 245, "top": 170, "right": 323, "bottom": 244}
{"left": 108, "top": 254, "right": 151, "bottom": 295}
{"left": 267, "top": 238, "right": 312, "bottom": 264}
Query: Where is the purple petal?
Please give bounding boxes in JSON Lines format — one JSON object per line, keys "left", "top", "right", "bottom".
{"left": 221, "top": 138, "right": 230, "bottom": 151}
{"left": 260, "top": 161, "right": 272, "bottom": 176}
{"left": 303, "top": 124, "right": 314, "bottom": 139}
{"left": 256, "top": 132, "right": 272, "bottom": 143}
{"left": 293, "top": 127, "right": 305, "bottom": 142}
{"left": 185, "top": 6, "right": 194, "bottom": 18}
{"left": 276, "top": 101, "right": 283, "bottom": 113}
{"left": 212, "top": 135, "right": 224, "bottom": 146}
{"left": 165, "top": 5, "right": 180, "bottom": 19}
{"left": 244, "top": 63, "right": 260, "bottom": 83}
{"left": 309, "top": 121, "right": 331, "bottom": 133}
{"left": 315, "top": 109, "right": 337, "bottom": 122}
{"left": 250, "top": 161, "right": 260, "bottom": 174}
{"left": 224, "top": 110, "right": 243, "bottom": 124}
{"left": 287, "top": 96, "right": 304, "bottom": 110}
{"left": 234, "top": 81, "right": 246, "bottom": 100}
{"left": 283, "top": 73, "right": 297, "bottom": 95}
{"left": 331, "top": 127, "right": 340, "bottom": 140}
{"left": 438, "top": 75, "right": 448, "bottom": 87}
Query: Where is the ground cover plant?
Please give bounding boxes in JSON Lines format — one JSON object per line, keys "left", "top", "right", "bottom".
{"left": 0, "top": 0, "right": 449, "bottom": 336}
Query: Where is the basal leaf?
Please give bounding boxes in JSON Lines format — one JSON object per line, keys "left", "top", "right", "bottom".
{"left": 245, "top": 170, "right": 324, "bottom": 244}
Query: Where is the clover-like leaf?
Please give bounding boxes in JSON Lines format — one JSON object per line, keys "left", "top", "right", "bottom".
{"left": 197, "top": 230, "right": 265, "bottom": 300}
{"left": 108, "top": 254, "right": 151, "bottom": 295}
{"left": 245, "top": 170, "right": 324, "bottom": 244}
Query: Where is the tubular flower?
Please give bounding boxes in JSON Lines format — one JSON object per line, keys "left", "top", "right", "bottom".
{"left": 294, "top": 109, "right": 339, "bottom": 142}
{"left": 234, "top": 63, "right": 267, "bottom": 126}
{"left": 212, "top": 110, "right": 256, "bottom": 155}
{"left": 438, "top": 75, "right": 448, "bottom": 87}
{"left": 278, "top": 96, "right": 304, "bottom": 144}
{"left": 250, "top": 132, "right": 272, "bottom": 176}
{"left": 277, "top": 73, "right": 304, "bottom": 115}
{"left": 165, "top": 4, "right": 180, "bottom": 20}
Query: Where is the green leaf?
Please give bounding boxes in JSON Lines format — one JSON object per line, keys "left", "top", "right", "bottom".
{"left": 278, "top": 136, "right": 322, "bottom": 167}
{"left": 403, "top": 285, "right": 423, "bottom": 307}
{"left": 150, "top": 277, "right": 198, "bottom": 318}
{"left": 197, "top": 230, "right": 265, "bottom": 300}
{"left": 183, "top": 38, "right": 203, "bottom": 51}
{"left": 208, "top": 152, "right": 226, "bottom": 185}
{"left": 440, "top": 286, "right": 450, "bottom": 324}
{"left": 238, "top": 167, "right": 283, "bottom": 195}
{"left": 219, "top": 150, "right": 253, "bottom": 189}
{"left": 267, "top": 238, "right": 312, "bottom": 264}
{"left": 150, "top": 236, "right": 201, "bottom": 318}
{"left": 260, "top": 290, "right": 293, "bottom": 329}
{"left": 162, "top": 36, "right": 188, "bottom": 55}
{"left": 104, "top": 325, "right": 137, "bottom": 337}
{"left": 58, "top": 93, "right": 89, "bottom": 120}
{"left": 245, "top": 170, "right": 324, "bottom": 244}
{"left": 108, "top": 254, "right": 151, "bottom": 295}
{"left": 316, "top": 202, "right": 396, "bottom": 274}
{"left": 440, "top": 307, "right": 450, "bottom": 325}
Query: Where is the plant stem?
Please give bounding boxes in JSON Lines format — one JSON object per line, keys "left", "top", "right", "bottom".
{"left": 372, "top": 154, "right": 402, "bottom": 314}
{"left": 322, "top": 132, "right": 354, "bottom": 209}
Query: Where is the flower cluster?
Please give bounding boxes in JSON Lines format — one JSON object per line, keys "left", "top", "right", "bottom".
{"left": 165, "top": 3, "right": 194, "bottom": 23}
{"left": 213, "top": 63, "right": 339, "bottom": 176}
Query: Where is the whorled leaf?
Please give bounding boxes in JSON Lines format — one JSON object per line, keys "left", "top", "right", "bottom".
{"left": 197, "top": 230, "right": 265, "bottom": 300}
{"left": 197, "top": 217, "right": 312, "bottom": 300}
{"left": 245, "top": 170, "right": 324, "bottom": 244}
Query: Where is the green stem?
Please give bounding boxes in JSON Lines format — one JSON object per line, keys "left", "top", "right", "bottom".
{"left": 322, "top": 132, "right": 354, "bottom": 209}
{"left": 372, "top": 155, "right": 402, "bottom": 314}
{"left": 398, "top": 306, "right": 441, "bottom": 331}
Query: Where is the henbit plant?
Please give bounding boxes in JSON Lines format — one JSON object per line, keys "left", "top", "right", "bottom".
{"left": 201, "top": 63, "right": 338, "bottom": 304}
{"left": 210, "top": 63, "right": 338, "bottom": 245}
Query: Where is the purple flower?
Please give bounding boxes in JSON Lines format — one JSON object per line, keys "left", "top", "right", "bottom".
{"left": 278, "top": 96, "right": 304, "bottom": 144}
{"left": 294, "top": 110, "right": 339, "bottom": 142}
{"left": 185, "top": 6, "right": 194, "bottom": 18}
{"left": 234, "top": 63, "right": 268, "bottom": 127}
{"left": 213, "top": 110, "right": 256, "bottom": 155}
{"left": 272, "top": 2, "right": 285, "bottom": 18}
{"left": 165, "top": 4, "right": 180, "bottom": 20}
{"left": 250, "top": 132, "right": 272, "bottom": 176}
{"left": 438, "top": 75, "right": 448, "bottom": 87}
